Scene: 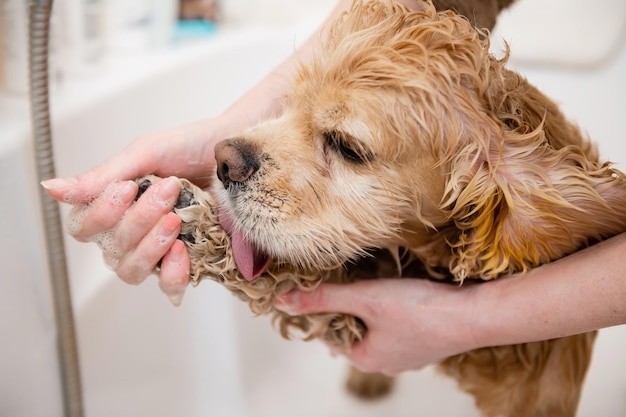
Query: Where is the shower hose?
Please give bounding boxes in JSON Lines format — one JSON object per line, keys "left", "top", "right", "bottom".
{"left": 29, "top": 1, "right": 84, "bottom": 416}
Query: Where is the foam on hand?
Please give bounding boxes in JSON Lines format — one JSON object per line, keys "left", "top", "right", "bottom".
{"left": 64, "top": 181, "right": 128, "bottom": 272}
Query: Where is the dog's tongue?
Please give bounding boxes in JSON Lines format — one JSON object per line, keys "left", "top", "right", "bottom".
{"left": 218, "top": 209, "right": 270, "bottom": 281}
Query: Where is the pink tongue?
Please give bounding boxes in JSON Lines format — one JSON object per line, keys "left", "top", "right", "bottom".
{"left": 218, "top": 209, "right": 269, "bottom": 281}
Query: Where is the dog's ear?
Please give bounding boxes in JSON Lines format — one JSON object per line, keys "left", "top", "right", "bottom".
{"left": 442, "top": 69, "right": 626, "bottom": 281}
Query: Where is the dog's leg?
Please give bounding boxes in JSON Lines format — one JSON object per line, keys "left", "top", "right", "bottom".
{"left": 439, "top": 332, "right": 597, "bottom": 417}
{"left": 345, "top": 366, "right": 395, "bottom": 400}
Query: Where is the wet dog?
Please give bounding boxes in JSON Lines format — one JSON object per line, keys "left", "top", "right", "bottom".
{"left": 140, "top": 1, "right": 626, "bottom": 415}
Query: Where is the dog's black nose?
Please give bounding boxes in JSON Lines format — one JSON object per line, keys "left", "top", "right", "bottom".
{"left": 214, "top": 138, "right": 260, "bottom": 188}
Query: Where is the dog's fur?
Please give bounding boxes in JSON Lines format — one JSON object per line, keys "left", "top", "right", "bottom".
{"left": 139, "top": 1, "right": 626, "bottom": 416}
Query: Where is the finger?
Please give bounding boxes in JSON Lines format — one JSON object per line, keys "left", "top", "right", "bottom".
{"left": 41, "top": 138, "right": 159, "bottom": 204}
{"left": 113, "top": 177, "right": 181, "bottom": 252}
{"left": 323, "top": 332, "right": 402, "bottom": 376}
{"left": 65, "top": 180, "right": 138, "bottom": 242}
{"left": 319, "top": 334, "right": 387, "bottom": 374}
{"left": 159, "top": 239, "right": 191, "bottom": 307}
{"left": 115, "top": 212, "right": 182, "bottom": 285}
{"left": 41, "top": 120, "right": 219, "bottom": 205}
{"left": 274, "top": 282, "right": 376, "bottom": 320}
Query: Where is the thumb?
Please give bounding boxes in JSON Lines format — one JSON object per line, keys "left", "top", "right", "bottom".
{"left": 274, "top": 282, "right": 373, "bottom": 320}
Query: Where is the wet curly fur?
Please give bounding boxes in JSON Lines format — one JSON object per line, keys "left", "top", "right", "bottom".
{"left": 138, "top": 1, "right": 626, "bottom": 416}
{"left": 137, "top": 175, "right": 371, "bottom": 348}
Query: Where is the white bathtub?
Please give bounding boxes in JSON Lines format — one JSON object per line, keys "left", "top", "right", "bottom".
{"left": 2, "top": 11, "right": 626, "bottom": 417}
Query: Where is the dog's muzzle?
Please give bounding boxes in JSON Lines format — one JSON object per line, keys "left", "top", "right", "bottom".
{"left": 214, "top": 138, "right": 270, "bottom": 280}
{"left": 215, "top": 138, "right": 260, "bottom": 188}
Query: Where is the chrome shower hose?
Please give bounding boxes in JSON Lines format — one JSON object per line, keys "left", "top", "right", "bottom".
{"left": 29, "top": 1, "right": 84, "bottom": 416}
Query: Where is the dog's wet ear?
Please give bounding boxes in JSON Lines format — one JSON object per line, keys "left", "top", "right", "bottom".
{"left": 482, "top": 68, "right": 600, "bottom": 161}
{"left": 442, "top": 72, "right": 626, "bottom": 281}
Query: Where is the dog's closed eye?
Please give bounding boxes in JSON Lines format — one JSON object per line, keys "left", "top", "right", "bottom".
{"left": 323, "top": 130, "right": 372, "bottom": 164}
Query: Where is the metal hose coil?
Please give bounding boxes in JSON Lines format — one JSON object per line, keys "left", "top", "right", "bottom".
{"left": 29, "top": 2, "right": 84, "bottom": 416}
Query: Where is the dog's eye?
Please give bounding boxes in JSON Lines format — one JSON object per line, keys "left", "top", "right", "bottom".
{"left": 323, "top": 131, "right": 371, "bottom": 164}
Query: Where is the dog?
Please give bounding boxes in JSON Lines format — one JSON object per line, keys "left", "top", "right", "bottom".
{"left": 138, "top": 1, "right": 626, "bottom": 415}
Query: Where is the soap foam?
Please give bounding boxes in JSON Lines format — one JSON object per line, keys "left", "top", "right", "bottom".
{"left": 108, "top": 181, "right": 125, "bottom": 206}
{"left": 89, "top": 226, "right": 125, "bottom": 272}
{"left": 64, "top": 182, "right": 130, "bottom": 272}
{"left": 65, "top": 205, "right": 88, "bottom": 236}
{"left": 151, "top": 177, "right": 180, "bottom": 208}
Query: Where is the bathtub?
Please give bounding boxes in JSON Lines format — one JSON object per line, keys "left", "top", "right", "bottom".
{"left": 2, "top": 9, "right": 626, "bottom": 417}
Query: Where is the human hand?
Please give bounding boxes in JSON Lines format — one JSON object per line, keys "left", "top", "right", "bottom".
{"left": 274, "top": 279, "right": 481, "bottom": 375}
{"left": 42, "top": 118, "right": 231, "bottom": 304}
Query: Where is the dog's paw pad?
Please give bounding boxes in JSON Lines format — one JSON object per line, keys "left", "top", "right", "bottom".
{"left": 176, "top": 187, "right": 196, "bottom": 209}
{"left": 135, "top": 175, "right": 197, "bottom": 210}
{"left": 134, "top": 175, "right": 203, "bottom": 245}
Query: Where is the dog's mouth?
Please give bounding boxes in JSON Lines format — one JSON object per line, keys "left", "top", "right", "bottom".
{"left": 218, "top": 208, "right": 270, "bottom": 281}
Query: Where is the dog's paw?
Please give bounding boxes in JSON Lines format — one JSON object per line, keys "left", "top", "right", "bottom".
{"left": 135, "top": 175, "right": 200, "bottom": 244}
{"left": 136, "top": 175, "right": 197, "bottom": 209}
{"left": 345, "top": 366, "right": 395, "bottom": 400}
{"left": 134, "top": 175, "right": 238, "bottom": 286}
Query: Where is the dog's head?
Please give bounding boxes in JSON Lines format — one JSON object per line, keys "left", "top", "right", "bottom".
{"left": 213, "top": 0, "right": 625, "bottom": 281}
{"left": 213, "top": 1, "right": 483, "bottom": 277}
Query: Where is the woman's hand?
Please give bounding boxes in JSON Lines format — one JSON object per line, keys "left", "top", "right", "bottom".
{"left": 273, "top": 233, "right": 626, "bottom": 375}
{"left": 42, "top": 118, "right": 229, "bottom": 303}
{"left": 274, "top": 279, "right": 480, "bottom": 375}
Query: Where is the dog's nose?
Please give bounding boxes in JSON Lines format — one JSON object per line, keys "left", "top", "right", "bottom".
{"left": 214, "top": 138, "right": 260, "bottom": 188}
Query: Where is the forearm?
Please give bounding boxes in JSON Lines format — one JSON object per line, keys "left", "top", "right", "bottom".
{"left": 220, "top": 0, "right": 424, "bottom": 127}
{"left": 471, "top": 232, "right": 626, "bottom": 348}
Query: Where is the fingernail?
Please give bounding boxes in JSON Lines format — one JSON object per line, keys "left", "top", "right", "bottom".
{"left": 157, "top": 213, "right": 181, "bottom": 242}
{"left": 109, "top": 181, "right": 137, "bottom": 206}
{"left": 167, "top": 290, "right": 185, "bottom": 307}
{"left": 153, "top": 177, "right": 180, "bottom": 208}
{"left": 41, "top": 177, "right": 78, "bottom": 190}
{"left": 119, "top": 181, "right": 138, "bottom": 204}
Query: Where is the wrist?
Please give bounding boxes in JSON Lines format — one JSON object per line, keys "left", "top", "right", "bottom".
{"left": 458, "top": 283, "right": 493, "bottom": 351}
{"left": 434, "top": 279, "right": 516, "bottom": 354}
{"left": 220, "top": 68, "right": 288, "bottom": 128}
{"left": 452, "top": 279, "right": 511, "bottom": 351}
{"left": 416, "top": 281, "right": 491, "bottom": 358}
